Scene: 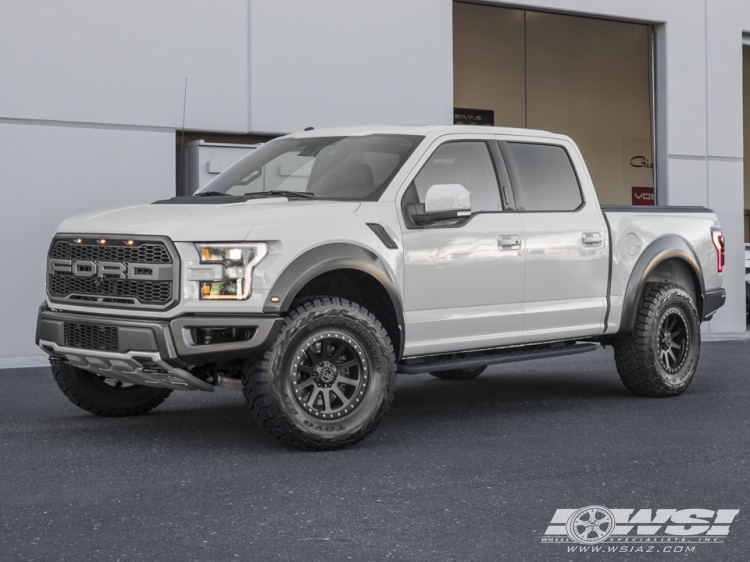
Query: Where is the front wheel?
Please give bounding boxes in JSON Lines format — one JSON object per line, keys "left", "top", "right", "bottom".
{"left": 242, "top": 297, "right": 396, "bottom": 451}
{"left": 613, "top": 282, "right": 700, "bottom": 397}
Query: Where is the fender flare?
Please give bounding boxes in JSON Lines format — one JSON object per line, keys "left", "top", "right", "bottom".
{"left": 263, "top": 243, "right": 405, "bottom": 359}
{"left": 617, "top": 235, "right": 706, "bottom": 334}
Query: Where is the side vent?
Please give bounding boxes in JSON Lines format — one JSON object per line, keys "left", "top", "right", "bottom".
{"left": 366, "top": 223, "right": 398, "bottom": 250}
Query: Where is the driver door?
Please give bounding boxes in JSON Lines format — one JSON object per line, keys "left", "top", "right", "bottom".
{"left": 399, "top": 136, "right": 526, "bottom": 357}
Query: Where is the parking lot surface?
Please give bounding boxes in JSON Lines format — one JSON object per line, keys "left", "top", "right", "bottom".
{"left": 2, "top": 341, "right": 749, "bottom": 561}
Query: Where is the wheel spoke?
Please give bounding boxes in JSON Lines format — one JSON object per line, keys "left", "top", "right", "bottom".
{"left": 669, "top": 341, "right": 682, "bottom": 351}
{"left": 306, "top": 388, "right": 320, "bottom": 407}
{"left": 664, "top": 350, "right": 675, "bottom": 368}
{"left": 297, "top": 378, "right": 315, "bottom": 390}
{"left": 332, "top": 386, "right": 349, "bottom": 405}
{"left": 338, "top": 376, "right": 358, "bottom": 387}
{"left": 297, "top": 365, "right": 314, "bottom": 375}
{"left": 305, "top": 346, "right": 318, "bottom": 364}
{"left": 331, "top": 342, "right": 346, "bottom": 362}
{"left": 661, "top": 349, "right": 670, "bottom": 368}
{"left": 322, "top": 389, "right": 332, "bottom": 412}
{"left": 338, "top": 359, "right": 358, "bottom": 371}
{"left": 322, "top": 338, "right": 332, "bottom": 359}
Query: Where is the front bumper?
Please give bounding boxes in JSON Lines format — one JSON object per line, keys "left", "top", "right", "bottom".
{"left": 36, "top": 304, "right": 284, "bottom": 391}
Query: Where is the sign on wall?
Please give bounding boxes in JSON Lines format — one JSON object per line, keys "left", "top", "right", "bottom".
{"left": 624, "top": 138, "right": 655, "bottom": 206}
{"left": 454, "top": 108, "right": 494, "bottom": 126}
{"left": 632, "top": 186, "right": 655, "bottom": 206}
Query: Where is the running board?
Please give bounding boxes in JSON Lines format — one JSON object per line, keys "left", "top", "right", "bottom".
{"left": 396, "top": 343, "right": 598, "bottom": 375}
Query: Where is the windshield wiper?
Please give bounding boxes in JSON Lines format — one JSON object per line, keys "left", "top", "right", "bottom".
{"left": 195, "top": 191, "right": 235, "bottom": 197}
{"left": 243, "top": 190, "right": 316, "bottom": 200}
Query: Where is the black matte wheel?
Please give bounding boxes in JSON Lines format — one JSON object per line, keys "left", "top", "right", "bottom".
{"left": 51, "top": 361, "right": 172, "bottom": 416}
{"left": 242, "top": 297, "right": 396, "bottom": 451}
{"left": 613, "top": 282, "right": 700, "bottom": 397}
{"left": 429, "top": 366, "right": 486, "bottom": 380}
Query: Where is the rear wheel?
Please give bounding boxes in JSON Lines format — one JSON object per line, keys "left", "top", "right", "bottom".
{"left": 429, "top": 366, "right": 487, "bottom": 380}
{"left": 242, "top": 297, "right": 396, "bottom": 451}
{"left": 613, "top": 282, "right": 700, "bottom": 397}
{"left": 52, "top": 361, "right": 172, "bottom": 416}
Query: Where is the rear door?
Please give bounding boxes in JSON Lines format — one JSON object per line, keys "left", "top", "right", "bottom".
{"left": 398, "top": 134, "right": 526, "bottom": 356}
{"left": 497, "top": 137, "right": 609, "bottom": 341}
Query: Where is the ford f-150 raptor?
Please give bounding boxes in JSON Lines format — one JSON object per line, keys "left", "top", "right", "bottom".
{"left": 36, "top": 125, "right": 727, "bottom": 450}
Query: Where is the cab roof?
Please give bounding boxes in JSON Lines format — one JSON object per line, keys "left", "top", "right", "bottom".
{"left": 285, "top": 124, "right": 570, "bottom": 143}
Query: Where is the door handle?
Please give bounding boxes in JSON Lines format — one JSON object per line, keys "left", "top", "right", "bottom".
{"left": 498, "top": 234, "right": 522, "bottom": 250}
{"left": 582, "top": 232, "right": 603, "bottom": 246}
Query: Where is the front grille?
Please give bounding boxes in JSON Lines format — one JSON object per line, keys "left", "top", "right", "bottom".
{"left": 47, "top": 237, "right": 177, "bottom": 310}
{"left": 51, "top": 241, "right": 171, "bottom": 263}
{"left": 64, "top": 322, "right": 119, "bottom": 352}
{"left": 49, "top": 276, "right": 172, "bottom": 304}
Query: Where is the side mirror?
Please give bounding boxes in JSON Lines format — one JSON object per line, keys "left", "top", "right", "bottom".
{"left": 407, "top": 184, "right": 472, "bottom": 226}
{"left": 424, "top": 183, "right": 471, "bottom": 214}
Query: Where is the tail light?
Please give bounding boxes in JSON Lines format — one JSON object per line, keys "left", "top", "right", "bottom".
{"left": 711, "top": 228, "right": 725, "bottom": 273}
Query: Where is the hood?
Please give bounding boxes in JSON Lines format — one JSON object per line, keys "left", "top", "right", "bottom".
{"left": 56, "top": 198, "right": 361, "bottom": 241}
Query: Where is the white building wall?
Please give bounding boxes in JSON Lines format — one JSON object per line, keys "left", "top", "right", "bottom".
{"left": 248, "top": 0, "right": 454, "bottom": 132}
{"left": 0, "top": 123, "right": 175, "bottom": 359}
{"left": 0, "top": 0, "right": 250, "bottom": 131}
{"left": 0, "top": 0, "right": 748, "bottom": 361}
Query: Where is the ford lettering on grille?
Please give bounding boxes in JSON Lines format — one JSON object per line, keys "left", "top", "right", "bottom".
{"left": 47, "top": 238, "right": 176, "bottom": 309}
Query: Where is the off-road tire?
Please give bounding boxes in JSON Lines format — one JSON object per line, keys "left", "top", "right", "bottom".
{"left": 52, "top": 361, "right": 172, "bottom": 416}
{"left": 613, "top": 282, "right": 700, "bottom": 397}
{"left": 242, "top": 297, "right": 396, "bottom": 451}
{"left": 429, "top": 366, "right": 487, "bottom": 380}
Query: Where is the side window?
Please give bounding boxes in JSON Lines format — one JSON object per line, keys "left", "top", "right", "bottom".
{"left": 411, "top": 141, "right": 503, "bottom": 213}
{"left": 502, "top": 143, "right": 583, "bottom": 212}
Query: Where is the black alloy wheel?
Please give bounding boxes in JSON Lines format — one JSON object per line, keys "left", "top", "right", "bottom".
{"left": 243, "top": 297, "right": 396, "bottom": 450}
{"left": 656, "top": 308, "right": 690, "bottom": 380}
{"left": 292, "top": 333, "right": 368, "bottom": 420}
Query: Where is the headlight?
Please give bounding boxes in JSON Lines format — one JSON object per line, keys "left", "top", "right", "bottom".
{"left": 193, "top": 243, "right": 268, "bottom": 300}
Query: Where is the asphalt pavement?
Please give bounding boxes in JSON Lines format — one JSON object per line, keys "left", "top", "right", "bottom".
{"left": 1, "top": 341, "right": 749, "bottom": 562}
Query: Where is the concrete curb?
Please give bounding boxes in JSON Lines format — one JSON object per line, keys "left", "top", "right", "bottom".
{"left": 703, "top": 332, "right": 750, "bottom": 342}
{"left": 0, "top": 356, "right": 50, "bottom": 369}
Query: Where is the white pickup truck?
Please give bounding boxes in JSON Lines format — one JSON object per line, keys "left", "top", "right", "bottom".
{"left": 37, "top": 125, "right": 726, "bottom": 450}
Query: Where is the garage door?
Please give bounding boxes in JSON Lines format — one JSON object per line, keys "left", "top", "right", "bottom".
{"left": 453, "top": 2, "right": 655, "bottom": 206}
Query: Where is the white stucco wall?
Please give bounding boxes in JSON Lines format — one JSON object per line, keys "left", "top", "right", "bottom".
{"left": 247, "top": 0, "right": 454, "bottom": 132}
{"left": 0, "top": 0, "right": 250, "bottom": 132}
{"left": 0, "top": 123, "right": 175, "bottom": 359}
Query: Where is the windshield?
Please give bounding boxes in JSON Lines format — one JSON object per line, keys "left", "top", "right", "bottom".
{"left": 196, "top": 134, "right": 422, "bottom": 201}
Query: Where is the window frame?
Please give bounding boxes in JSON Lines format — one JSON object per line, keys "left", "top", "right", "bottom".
{"left": 497, "top": 140, "right": 586, "bottom": 213}
{"left": 399, "top": 138, "right": 510, "bottom": 230}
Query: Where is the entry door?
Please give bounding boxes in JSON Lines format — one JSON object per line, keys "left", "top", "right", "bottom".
{"left": 400, "top": 138, "right": 525, "bottom": 357}
{"left": 499, "top": 139, "right": 609, "bottom": 340}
